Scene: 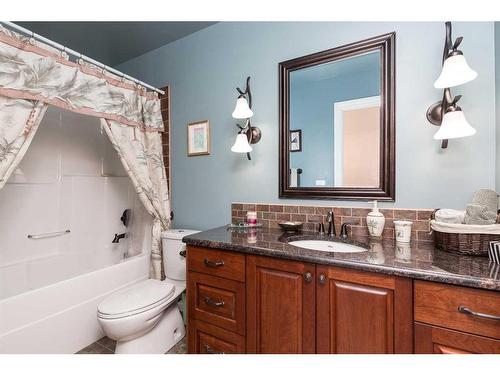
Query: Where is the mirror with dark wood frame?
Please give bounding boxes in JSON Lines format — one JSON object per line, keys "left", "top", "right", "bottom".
{"left": 279, "top": 33, "right": 396, "bottom": 200}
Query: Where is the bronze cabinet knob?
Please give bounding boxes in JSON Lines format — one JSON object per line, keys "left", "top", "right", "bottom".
{"left": 304, "top": 272, "right": 313, "bottom": 283}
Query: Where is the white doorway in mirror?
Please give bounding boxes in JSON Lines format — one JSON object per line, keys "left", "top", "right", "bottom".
{"left": 333, "top": 96, "right": 381, "bottom": 187}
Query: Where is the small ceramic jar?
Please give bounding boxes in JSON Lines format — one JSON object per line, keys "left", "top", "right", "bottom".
{"left": 394, "top": 220, "right": 412, "bottom": 243}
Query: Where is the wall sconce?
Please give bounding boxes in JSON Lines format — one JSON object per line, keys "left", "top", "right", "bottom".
{"left": 231, "top": 76, "right": 261, "bottom": 160}
{"left": 426, "top": 21, "right": 477, "bottom": 149}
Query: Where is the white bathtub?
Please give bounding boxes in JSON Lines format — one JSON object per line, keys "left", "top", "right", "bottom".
{"left": 0, "top": 253, "right": 150, "bottom": 354}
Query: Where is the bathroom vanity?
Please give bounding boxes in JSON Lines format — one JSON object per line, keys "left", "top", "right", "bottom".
{"left": 184, "top": 227, "right": 500, "bottom": 354}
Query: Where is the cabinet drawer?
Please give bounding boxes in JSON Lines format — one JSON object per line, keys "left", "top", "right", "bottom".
{"left": 415, "top": 323, "right": 500, "bottom": 354}
{"left": 188, "top": 272, "right": 245, "bottom": 334}
{"left": 187, "top": 246, "right": 245, "bottom": 282}
{"left": 414, "top": 281, "right": 500, "bottom": 340}
{"left": 188, "top": 320, "right": 245, "bottom": 354}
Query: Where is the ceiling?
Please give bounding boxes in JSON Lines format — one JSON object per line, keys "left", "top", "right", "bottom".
{"left": 15, "top": 22, "right": 217, "bottom": 66}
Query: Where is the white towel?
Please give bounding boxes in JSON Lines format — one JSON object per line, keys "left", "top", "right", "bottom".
{"left": 290, "top": 168, "right": 298, "bottom": 188}
{"left": 464, "top": 204, "right": 497, "bottom": 225}
{"left": 435, "top": 209, "right": 465, "bottom": 224}
{"left": 471, "top": 189, "right": 498, "bottom": 213}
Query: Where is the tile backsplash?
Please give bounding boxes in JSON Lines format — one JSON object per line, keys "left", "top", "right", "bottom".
{"left": 231, "top": 202, "right": 434, "bottom": 242}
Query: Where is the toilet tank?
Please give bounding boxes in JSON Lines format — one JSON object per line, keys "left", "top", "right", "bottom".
{"left": 161, "top": 229, "right": 200, "bottom": 281}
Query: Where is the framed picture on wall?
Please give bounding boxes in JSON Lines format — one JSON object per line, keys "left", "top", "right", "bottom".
{"left": 187, "top": 120, "right": 210, "bottom": 156}
{"left": 290, "top": 129, "right": 302, "bottom": 152}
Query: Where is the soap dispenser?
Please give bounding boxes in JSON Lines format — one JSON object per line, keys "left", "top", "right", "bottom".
{"left": 366, "top": 200, "right": 385, "bottom": 238}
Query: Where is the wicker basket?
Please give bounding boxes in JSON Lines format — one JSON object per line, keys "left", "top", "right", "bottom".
{"left": 431, "top": 210, "right": 500, "bottom": 257}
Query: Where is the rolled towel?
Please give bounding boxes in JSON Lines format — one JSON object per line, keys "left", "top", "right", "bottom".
{"left": 471, "top": 189, "right": 498, "bottom": 214}
{"left": 464, "top": 204, "right": 497, "bottom": 225}
{"left": 435, "top": 209, "right": 465, "bottom": 224}
{"left": 290, "top": 168, "right": 298, "bottom": 187}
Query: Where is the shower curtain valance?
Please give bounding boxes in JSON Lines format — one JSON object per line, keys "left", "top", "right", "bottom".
{"left": 0, "top": 25, "right": 169, "bottom": 280}
{"left": 0, "top": 26, "right": 164, "bottom": 131}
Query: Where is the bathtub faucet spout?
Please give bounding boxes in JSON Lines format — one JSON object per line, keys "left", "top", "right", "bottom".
{"left": 112, "top": 233, "right": 127, "bottom": 243}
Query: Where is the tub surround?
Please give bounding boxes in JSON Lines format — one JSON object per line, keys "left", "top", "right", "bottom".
{"left": 183, "top": 226, "right": 499, "bottom": 291}
{"left": 232, "top": 203, "right": 435, "bottom": 242}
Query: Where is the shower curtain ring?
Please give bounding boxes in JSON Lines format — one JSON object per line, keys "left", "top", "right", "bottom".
{"left": 29, "top": 31, "right": 35, "bottom": 45}
{"left": 61, "top": 47, "right": 69, "bottom": 60}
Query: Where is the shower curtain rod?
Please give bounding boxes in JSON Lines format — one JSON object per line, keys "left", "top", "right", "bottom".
{"left": 0, "top": 21, "right": 165, "bottom": 95}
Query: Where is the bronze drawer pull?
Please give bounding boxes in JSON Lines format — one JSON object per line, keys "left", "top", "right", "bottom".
{"left": 204, "top": 296, "right": 225, "bottom": 307}
{"left": 458, "top": 306, "right": 500, "bottom": 321}
{"left": 204, "top": 344, "right": 224, "bottom": 354}
{"left": 204, "top": 258, "right": 225, "bottom": 268}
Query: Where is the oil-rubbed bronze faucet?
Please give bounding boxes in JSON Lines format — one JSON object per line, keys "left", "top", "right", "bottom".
{"left": 327, "top": 211, "right": 336, "bottom": 237}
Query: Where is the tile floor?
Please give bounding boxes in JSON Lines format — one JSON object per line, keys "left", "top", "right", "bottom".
{"left": 76, "top": 335, "right": 187, "bottom": 354}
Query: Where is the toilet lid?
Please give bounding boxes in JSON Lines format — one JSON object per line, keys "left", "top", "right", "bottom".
{"left": 97, "top": 279, "right": 175, "bottom": 317}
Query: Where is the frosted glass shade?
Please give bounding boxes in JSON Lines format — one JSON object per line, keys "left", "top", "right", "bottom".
{"left": 433, "top": 110, "right": 476, "bottom": 140}
{"left": 231, "top": 134, "right": 252, "bottom": 153}
{"left": 434, "top": 54, "right": 477, "bottom": 89}
{"left": 232, "top": 97, "right": 254, "bottom": 119}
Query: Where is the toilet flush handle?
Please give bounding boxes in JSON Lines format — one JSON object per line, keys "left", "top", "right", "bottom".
{"left": 179, "top": 244, "right": 187, "bottom": 257}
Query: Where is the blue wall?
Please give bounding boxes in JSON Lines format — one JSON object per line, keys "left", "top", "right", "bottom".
{"left": 290, "top": 54, "right": 380, "bottom": 187}
{"left": 117, "top": 22, "right": 496, "bottom": 230}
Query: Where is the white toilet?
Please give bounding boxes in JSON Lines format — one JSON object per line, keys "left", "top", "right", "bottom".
{"left": 97, "top": 229, "right": 199, "bottom": 354}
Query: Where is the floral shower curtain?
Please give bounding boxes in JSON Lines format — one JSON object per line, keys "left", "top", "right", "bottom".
{"left": 102, "top": 120, "right": 170, "bottom": 279}
{"left": 0, "top": 25, "right": 169, "bottom": 279}
{"left": 0, "top": 97, "right": 47, "bottom": 188}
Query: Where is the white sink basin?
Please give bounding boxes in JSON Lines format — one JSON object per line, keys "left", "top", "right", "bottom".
{"left": 289, "top": 240, "right": 367, "bottom": 253}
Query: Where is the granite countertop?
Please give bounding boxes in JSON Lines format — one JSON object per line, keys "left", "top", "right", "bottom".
{"left": 183, "top": 225, "right": 500, "bottom": 291}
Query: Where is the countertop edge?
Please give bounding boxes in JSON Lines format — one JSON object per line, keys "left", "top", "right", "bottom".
{"left": 183, "top": 236, "right": 500, "bottom": 292}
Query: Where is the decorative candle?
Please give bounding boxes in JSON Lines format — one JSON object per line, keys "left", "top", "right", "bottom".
{"left": 246, "top": 211, "right": 257, "bottom": 225}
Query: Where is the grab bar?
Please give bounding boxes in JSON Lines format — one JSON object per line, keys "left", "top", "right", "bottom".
{"left": 27, "top": 230, "right": 71, "bottom": 239}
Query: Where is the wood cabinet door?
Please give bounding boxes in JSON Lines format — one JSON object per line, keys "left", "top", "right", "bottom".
{"left": 246, "top": 255, "right": 315, "bottom": 353}
{"left": 316, "top": 265, "right": 413, "bottom": 354}
{"left": 414, "top": 323, "right": 500, "bottom": 354}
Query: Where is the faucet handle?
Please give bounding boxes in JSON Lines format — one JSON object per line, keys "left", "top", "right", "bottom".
{"left": 340, "top": 223, "right": 351, "bottom": 239}
{"left": 327, "top": 211, "right": 334, "bottom": 222}
{"left": 317, "top": 222, "right": 325, "bottom": 235}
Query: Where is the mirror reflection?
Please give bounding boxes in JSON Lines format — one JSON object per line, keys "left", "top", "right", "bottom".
{"left": 289, "top": 51, "right": 381, "bottom": 188}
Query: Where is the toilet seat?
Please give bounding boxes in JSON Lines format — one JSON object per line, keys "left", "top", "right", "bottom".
{"left": 97, "top": 279, "right": 176, "bottom": 320}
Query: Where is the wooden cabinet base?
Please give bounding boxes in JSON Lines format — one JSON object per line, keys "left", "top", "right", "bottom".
{"left": 186, "top": 245, "right": 499, "bottom": 354}
{"left": 414, "top": 323, "right": 500, "bottom": 354}
{"left": 188, "top": 320, "right": 246, "bottom": 354}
